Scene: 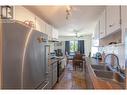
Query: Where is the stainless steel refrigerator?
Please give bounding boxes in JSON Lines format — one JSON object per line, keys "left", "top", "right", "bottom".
{"left": 125, "top": 30, "right": 127, "bottom": 89}
{"left": 0, "top": 20, "right": 49, "bottom": 89}
{"left": 125, "top": 29, "right": 127, "bottom": 69}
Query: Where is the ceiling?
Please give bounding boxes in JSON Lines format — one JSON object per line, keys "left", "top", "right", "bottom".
{"left": 24, "top": 6, "right": 105, "bottom": 36}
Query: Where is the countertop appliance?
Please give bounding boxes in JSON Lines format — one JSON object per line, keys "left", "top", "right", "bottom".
{"left": 92, "top": 52, "right": 102, "bottom": 60}
{"left": 0, "top": 20, "right": 49, "bottom": 89}
{"left": 54, "top": 49, "right": 63, "bottom": 56}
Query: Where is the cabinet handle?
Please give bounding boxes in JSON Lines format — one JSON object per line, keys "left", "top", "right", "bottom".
{"left": 42, "top": 81, "right": 49, "bottom": 89}
{"left": 109, "top": 24, "right": 113, "bottom": 27}
{"left": 45, "top": 72, "right": 49, "bottom": 75}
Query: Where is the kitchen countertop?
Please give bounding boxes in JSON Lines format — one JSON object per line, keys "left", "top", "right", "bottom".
{"left": 48, "top": 56, "right": 64, "bottom": 65}
{"left": 85, "top": 57, "right": 125, "bottom": 89}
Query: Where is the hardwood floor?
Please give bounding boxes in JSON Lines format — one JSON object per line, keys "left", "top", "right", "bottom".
{"left": 53, "top": 61, "right": 86, "bottom": 89}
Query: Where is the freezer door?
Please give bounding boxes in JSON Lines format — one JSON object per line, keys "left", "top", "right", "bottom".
{"left": 2, "top": 22, "right": 30, "bottom": 89}
{"left": 125, "top": 30, "right": 127, "bottom": 68}
{"left": 23, "top": 30, "right": 48, "bottom": 89}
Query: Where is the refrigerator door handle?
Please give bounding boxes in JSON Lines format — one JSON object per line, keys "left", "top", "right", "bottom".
{"left": 45, "top": 45, "right": 50, "bottom": 75}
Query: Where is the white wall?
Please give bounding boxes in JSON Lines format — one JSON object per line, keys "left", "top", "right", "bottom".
{"left": 58, "top": 35, "right": 92, "bottom": 57}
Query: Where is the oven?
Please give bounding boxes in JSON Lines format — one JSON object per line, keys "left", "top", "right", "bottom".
{"left": 57, "top": 58, "right": 66, "bottom": 81}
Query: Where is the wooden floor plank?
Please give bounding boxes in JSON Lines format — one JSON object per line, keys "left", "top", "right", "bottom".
{"left": 53, "top": 61, "right": 86, "bottom": 89}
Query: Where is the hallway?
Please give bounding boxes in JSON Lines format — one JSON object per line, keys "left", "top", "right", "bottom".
{"left": 54, "top": 61, "right": 86, "bottom": 89}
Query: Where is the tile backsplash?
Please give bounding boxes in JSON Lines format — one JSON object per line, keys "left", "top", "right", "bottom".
{"left": 99, "top": 44, "right": 125, "bottom": 70}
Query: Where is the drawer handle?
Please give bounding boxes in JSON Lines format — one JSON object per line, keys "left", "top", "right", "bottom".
{"left": 42, "top": 81, "right": 49, "bottom": 89}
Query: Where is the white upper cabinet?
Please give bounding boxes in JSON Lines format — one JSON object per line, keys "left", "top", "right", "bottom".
{"left": 35, "top": 17, "right": 46, "bottom": 33}
{"left": 52, "top": 28, "right": 58, "bottom": 40}
{"left": 106, "top": 6, "right": 121, "bottom": 35}
{"left": 14, "top": 6, "right": 36, "bottom": 25}
{"left": 99, "top": 10, "right": 106, "bottom": 39}
{"left": 14, "top": 6, "right": 58, "bottom": 41}
{"left": 45, "top": 23, "right": 53, "bottom": 40}
{"left": 94, "top": 20, "right": 100, "bottom": 39}
{"left": 121, "top": 6, "right": 127, "bottom": 25}
{"left": 121, "top": 6, "right": 127, "bottom": 43}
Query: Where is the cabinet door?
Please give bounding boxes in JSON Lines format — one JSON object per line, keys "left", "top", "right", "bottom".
{"left": 35, "top": 17, "right": 42, "bottom": 32}
{"left": 106, "top": 6, "right": 120, "bottom": 35}
{"left": 47, "top": 65, "right": 53, "bottom": 89}
{"left": 35, "top": 17, "right": 46, "bottom": 33}
{"left": 14, "top": 6, "right": 35, "bottom": 24}
{"left": 121, "top": 6, "right": 127, "bottom": 25}
{"left": 52, "top": 63, "right": 57, "bottom": 86}
{"left": 121, "top": 6, "right": 127, "bottom": 43}
{"left": 94, "top": 21, "right": 100, "bottom": 39}
{"left": 99, "top": 10, "right": 106, "bottom": 39}
{"left": 45, "top": 23, "right": 52, "bottom": 40}
{"left": 49, "top": 25, "right": 53, "bottom": 40}
{"left": 52, "top": 68, "right": 57, "bottom": 86}
{"left": 52, "top": 28, "right": 58, "bottom": 40}
{"left": 45, "top": 23, "right": 48, "bottom": 35}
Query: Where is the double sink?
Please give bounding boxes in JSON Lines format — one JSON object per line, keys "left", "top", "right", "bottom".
{"left": 91, "top": 64, "right": 125, "bottom": 88}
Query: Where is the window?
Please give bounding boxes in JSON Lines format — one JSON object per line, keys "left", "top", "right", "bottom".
{"left": 70, "top": 40, "right": 78, "bottom": 53}
{"left": 65, "top": 40, "right": 85, "bottom": 55}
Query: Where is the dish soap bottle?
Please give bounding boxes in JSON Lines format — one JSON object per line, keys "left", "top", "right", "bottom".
{"left": 101, "top": 51, "right": 105, "bottom": 64}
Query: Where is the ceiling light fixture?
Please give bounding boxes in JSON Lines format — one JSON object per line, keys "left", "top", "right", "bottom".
{"left": 65, "top": 6, "right": 72, "bottom": 20}
{"left": 73, "top": 29, "right": 84, "bottom": 39}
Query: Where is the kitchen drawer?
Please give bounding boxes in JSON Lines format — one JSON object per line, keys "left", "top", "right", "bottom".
{"left": 52, "top": 67, "right": 57, "bottom": 86}
{"left": 37, "top": 81, "right": 49, "bottom": 89}
{"left": 47, "top": 71, "right": 52, "bottom": 89}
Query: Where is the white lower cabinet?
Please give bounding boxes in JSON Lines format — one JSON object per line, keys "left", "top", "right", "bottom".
{"left": 47, "top": 65, "right": 53, "bottom": 89}
{"left": 48, "top": 62, "right": 57, "bottom": 88}
{"left": 52, "top": 66, "right": 57, "bottom": 86}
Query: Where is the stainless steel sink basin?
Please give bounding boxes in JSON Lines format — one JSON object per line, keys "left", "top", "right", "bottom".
{"left": 91, "top": 64, "right": 111, "bottom": 71}
{"left": 94, "top": 70, "right": 113, "bottom": 79}
{"left": 94, "top": 70, "right": 125, "bottom": 83}
{"left": 113, "top": 72, "right": 125, "bottom": 83}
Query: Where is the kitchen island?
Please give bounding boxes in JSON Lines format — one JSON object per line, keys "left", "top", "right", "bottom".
{"left": 85, "top": 57, "right": 125, "bottom": 89}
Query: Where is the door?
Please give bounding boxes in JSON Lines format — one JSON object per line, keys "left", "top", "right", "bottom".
{"left": 23, "top": 30, "right": 48, "bottom": 89}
